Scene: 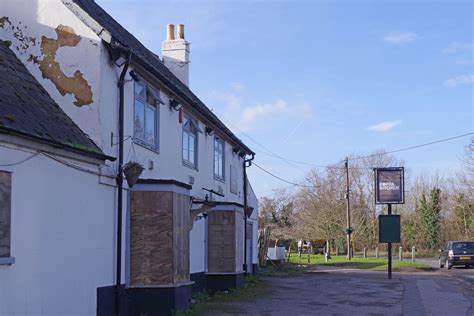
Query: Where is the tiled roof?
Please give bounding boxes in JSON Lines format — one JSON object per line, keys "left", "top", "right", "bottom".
{"left": 63, "top": 0, "right": 254, "bottom": 155}
{"left": 0, "top": 40, "right": 111, "bottom": 160}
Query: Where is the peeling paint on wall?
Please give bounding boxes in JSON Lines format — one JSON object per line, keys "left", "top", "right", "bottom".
{"left": 1, "top": 19, "right": 93, "bottom": 107}
{"left": 0, "top": 17, "right": 37, "bottom": 52}
{"left": 0, "top": 17, "right": 11, "bottom": 28}
{"left": 39, "top": 25, "right": 93, "bottom": 107}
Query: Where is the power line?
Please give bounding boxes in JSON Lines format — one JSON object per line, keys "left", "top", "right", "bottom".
{"left": 221, "top": 117, "right": 337, "bottom": 168}
{"left": 252, "top": 162, "right": 345, "bottom": 190}
{"left": 0, "top": 152, "right": 39, "bottom": 166}
{"left": 349, "top": 132, "right": 474, "bottom": 161}
{"left": 253, "top": 162, "right": 311, "bottom": 187}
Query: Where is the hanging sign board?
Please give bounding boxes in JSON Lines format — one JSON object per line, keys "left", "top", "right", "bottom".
{"left": 374, "top": 167, "right": 404, "bottom": 204}
{"left": 379, "top": 215, "right": 401, "bottom": 243}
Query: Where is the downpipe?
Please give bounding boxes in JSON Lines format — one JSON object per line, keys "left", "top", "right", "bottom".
{"left": 115, "top": 50, "right": 132, "bottom": 315}
{"left": 243, "top": 153, "right": 255, "bottom": 273}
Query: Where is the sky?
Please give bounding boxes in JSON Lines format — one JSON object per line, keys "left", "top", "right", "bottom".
{"left": 97, "top": 0, "right": 473, "bottom": 197}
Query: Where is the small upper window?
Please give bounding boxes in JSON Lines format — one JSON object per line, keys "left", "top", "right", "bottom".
{"left": 182, "top": 113, "right": 199, "bottom": 169}
{"left": 134, "top": 81, "right": 161, "bottom": 151}
{"left": 214, "top": 137, "right": 225, "bottom": 181}
{"left": 0, "top": 171, "right": 12, "bottom": 262}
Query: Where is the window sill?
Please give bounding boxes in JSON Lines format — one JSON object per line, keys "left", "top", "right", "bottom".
{"left": 134, "top": 139, "right": 159, "bottom": 154}
{"left": 214, "top": 176, "right": 225, "bottom": 183}
{"left": 0, "top": 257, "right": 15, "bottom": 265}
{"left": 183, "top": 161, "right": 198, "bottom": 172}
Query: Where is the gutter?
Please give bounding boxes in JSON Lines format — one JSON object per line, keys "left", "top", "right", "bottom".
{"left": 243, "top": 153, "right": 255, "bottom": 273}
{"left": 0, "top": 126, "right": 115, "bottom": 162}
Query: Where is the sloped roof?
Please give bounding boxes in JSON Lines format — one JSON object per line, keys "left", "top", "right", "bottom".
{"left": 63, "top": 0, "right": 254, "bottom": 155}
{"left": 0, "top": 40, "right": 111, "bottom": 161}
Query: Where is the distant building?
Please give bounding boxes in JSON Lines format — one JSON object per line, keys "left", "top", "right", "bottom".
{"left": 0, "top": 0, "right": 258, "bottom": 314}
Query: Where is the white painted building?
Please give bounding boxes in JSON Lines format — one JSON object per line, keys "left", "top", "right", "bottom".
{"left": 0, "top": 0, "right": 258, "bottom": 314}
{"left": 0, "top": 38, "right": 117, "bottom": 316}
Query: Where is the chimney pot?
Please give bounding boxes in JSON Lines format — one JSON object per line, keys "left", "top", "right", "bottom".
{"left": 166, "top": 24, "right": 175, "bottom": 40}
{"left": 177, "top": 24, "right": 185, "bottom": 39}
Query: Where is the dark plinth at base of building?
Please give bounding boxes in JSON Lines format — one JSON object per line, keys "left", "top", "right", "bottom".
{"left": 190, "top": 272, "right": 206, "bottom": 293}
{"left": 97, "top": 283, "right": 192, "bottom": 316}
{"left": 252, "top": 264, "right": 259, "bottom": 275}
{"left": 205, "top": 272, "right": 245, "bottom": 293}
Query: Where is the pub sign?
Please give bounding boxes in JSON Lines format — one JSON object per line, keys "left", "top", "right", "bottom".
{"left": 374, "top": 167, "right": 404, "bottom": 204}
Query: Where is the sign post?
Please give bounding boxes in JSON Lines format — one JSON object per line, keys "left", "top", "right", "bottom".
{"left": 375, "top": 167, "right": 404, "bottom": 280}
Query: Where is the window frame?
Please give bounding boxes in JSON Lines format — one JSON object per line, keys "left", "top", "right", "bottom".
{"left": 0, "top": 170, "right": 14, "bottom": 265}
{"left": 214, "top": 136, "right": 225, "bottom": 182}
{"left": 230, "top": 164, "right": 238, "bottom": 195}
{"left": 182, "top": 113, "right": 199, "bottom": 170}
{"left": 133, "top": 80, "right": 161, "bottom": 152}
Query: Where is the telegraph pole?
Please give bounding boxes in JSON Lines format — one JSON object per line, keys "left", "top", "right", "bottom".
{"left": 345, "top": 157, "right": 352, "bottom": 260}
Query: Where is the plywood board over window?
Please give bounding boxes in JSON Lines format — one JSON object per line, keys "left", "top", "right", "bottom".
{"left": 0, "top": 171, "right": 12, "bottom": 258}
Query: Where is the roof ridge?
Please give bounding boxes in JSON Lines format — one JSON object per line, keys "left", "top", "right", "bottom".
{"left": 64, "top": 0, "right": 254, "bottom": 155}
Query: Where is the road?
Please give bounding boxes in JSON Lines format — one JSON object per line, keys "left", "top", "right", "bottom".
{"left": 417, "top": 257, "right": 474, "bottom": 287}
{"left": 201, "top": 266, "right": 474, "bottom": 315}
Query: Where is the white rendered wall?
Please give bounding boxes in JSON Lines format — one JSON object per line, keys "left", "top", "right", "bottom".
{"left": 0, "top": 0, "right": 105, "bottom": 148}
{"left": 0, "top": 143, "right": 116, "bottom": 315}
{"left": 189, "top": 218, "right": 206, "bottom": 274}
{"left": 248, "top": 184, "right": 259, "bottom": 265}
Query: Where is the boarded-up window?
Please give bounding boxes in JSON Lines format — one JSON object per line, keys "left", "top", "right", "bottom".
{"left": 230, "top": 165, "right": 238, "bottom": 194}
{"left": 0, "top": 171, "right": 12, "bottom": 258}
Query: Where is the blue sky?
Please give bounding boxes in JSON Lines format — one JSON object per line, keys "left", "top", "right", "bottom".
{"left": 97, "top": 0, "right": 473, "bottom": 196}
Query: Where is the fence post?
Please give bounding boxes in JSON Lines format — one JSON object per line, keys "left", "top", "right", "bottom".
{"left": 399, "top": 247, "right": 403, "bottom": 261}
{"left": 336, "top": 247, "right": 339, "bottom": 256}
{"left": 412, "top": 246, "right": 416, "bottom": 262}
{"left": 363, "top": 247, "right": 367, "bottom": 258}
{"left": 375, "top": 247, "right": 379, "bottom": 258}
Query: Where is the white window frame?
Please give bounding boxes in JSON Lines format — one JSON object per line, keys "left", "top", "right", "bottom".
{"left": 133, "top": 80, "right": 161, "bottom": 152}
{"left": 182, "top": 113, "right": 199, "bottom": 169}
{"left": 214, "top": 137, "right": 225, "bottom": 182}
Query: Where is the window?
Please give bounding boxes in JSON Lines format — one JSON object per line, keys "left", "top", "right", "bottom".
{"left": 230, "top": 165, "right": 238, "bottom": 194}
{"left": 182, "top": 114, "right": 199, "bottom": 169}
{"left": 0, "top": 171, "right": 12, "bottom": 264}
{"left": 134, "top": 81, "right": 161, "bottom": 151}
{"left": 214, "top": 137, "right": 225, "bottom": 181}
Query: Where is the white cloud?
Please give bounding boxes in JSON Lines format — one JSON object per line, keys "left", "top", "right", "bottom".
{"left": 367, "top": 120, "right": 402, "bottom": 132}
{"left": 442, "top": 42, "right": 474, "bottom": 54}
{"left": 443, "top": 74, "right": 474, "bottom": 88}
{"left": 229, "top": 82, "right": 244, "bottom": 92}
{"left": 383, "top": 32, "right": 418, "bottom": 45}
{"left": 212, "top": 92, "right": 312, "bottom": 132}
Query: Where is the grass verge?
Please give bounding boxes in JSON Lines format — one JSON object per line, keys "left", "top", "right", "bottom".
{"left": 287, "top": 253, "right": 432, "bottom": 271}
{"left": 176, "top": 274, "right": 264, "bottom": 315}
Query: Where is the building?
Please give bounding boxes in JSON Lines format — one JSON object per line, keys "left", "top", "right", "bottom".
{"left": 0, "top": 39, "right": 117, "bottom": 315}
{"left": 0, "top": 0, "right": 258, "bottom": 315}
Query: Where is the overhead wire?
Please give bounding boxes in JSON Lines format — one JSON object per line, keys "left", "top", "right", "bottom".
{"left": 221, "top": 117, "right": 338, "bottom": 169}
{"left": 251, "top": 132, "right": 473, "bottom": 195}
{"left": 349, "top": 132, "right": 473, "bottom": 161}
{"left": 253, "top": 162, "right": 346, "bottom": 190}
{"left": 0, "top": 152, "right": 39, "bottom": 166}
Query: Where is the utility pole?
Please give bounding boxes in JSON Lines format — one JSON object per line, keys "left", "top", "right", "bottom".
{"left": 345, "top": 157, "right": 352, "bottom": 260}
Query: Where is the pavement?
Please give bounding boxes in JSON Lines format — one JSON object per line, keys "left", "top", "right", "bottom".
{"left": 201, "top": 265, "right": 474, "bottom": 316}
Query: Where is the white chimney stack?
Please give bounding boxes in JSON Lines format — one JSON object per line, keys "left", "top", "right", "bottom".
{"left": 162, "top": 24, "right": 190, "bottom": 86}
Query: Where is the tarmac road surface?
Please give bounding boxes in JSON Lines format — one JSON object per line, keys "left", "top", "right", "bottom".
{"left": 417, "top": 257, "right": 474, "bottom": 288}
{"left": 201, "top": 266, "right": 474, "bottom": 315}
